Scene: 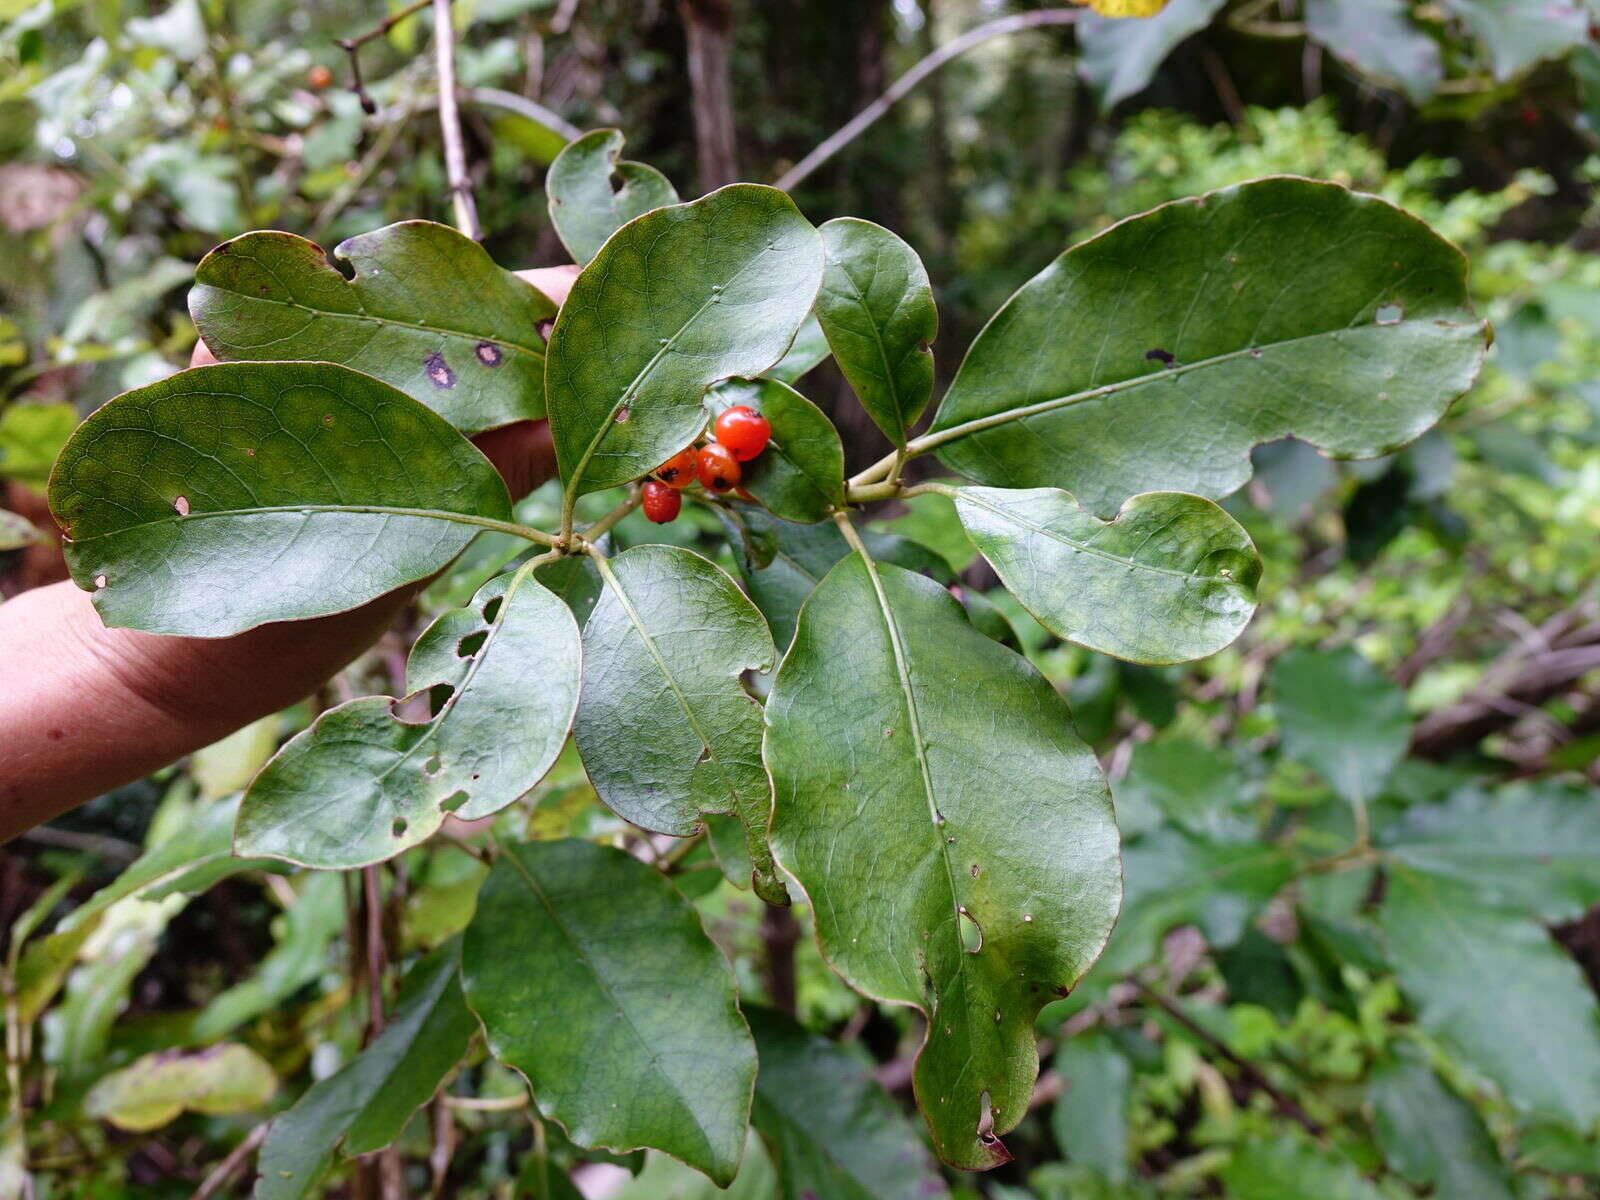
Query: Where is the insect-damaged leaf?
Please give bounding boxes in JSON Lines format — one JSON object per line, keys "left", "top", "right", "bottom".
{"left": 764, "top": 552, "right": 1120, "bottom": 1168}
{"left": 546, "top": 184, "right": 823, "bottom": 500}
{"left": 928, "top": 178, "right": 1487, "bottom": 517}
{"left": 950, "top": 486, "right": 1261, "bottom": 664}
{"left": 816, "top": 217, "right": 937, "bottom": 448}
{"left": 546, "top": 128, "right": 679, "bottom": 266}
{"left": 706, "top": 378, "right": 844, "bottom": 523}
{"left": 576, "top": 546, "right": 787, "bottom": 904}
{"left": 48, "top": 362, "right": 512, "bottom": 637}
{"left": 462, "top": 839, "right": 757, "bottom": 1187}
{"left": 237, "top": 567, "right": 581, "bottom": 868}
{"left": 190, "top": 221, "right": 557, "bottom": 432}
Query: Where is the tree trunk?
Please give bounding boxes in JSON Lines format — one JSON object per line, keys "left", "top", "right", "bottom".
{"left": 678, "top": 0, "right": 739, "bottom": 191}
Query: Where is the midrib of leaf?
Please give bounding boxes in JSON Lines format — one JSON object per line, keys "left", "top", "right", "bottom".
{"left": 68, "top": 504, "right": 546, "bottom": 547}
{"left": 828, "top": 254, "right": 909, "bottom": 445}
{"left": 215, "top": 254, "right": 546, "bottom": 358}
{"left": 495, "top": 845, "right": 718, "bottom": 1160}
{"left": 590, "top": 553, "right": 752, "bottom": 819}
{"left": 923, "top": 322, "right": 1441, "bottom": 454}
{"left": 847, "top": 542, "right": 967, "bottom": 989}
{"left": 952, "top": 487, "right": 1223, "bottom": 583}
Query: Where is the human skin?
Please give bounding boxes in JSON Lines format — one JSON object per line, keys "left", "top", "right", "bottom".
{"left": 0, "top": 265, "right": 578, "bottom": 842}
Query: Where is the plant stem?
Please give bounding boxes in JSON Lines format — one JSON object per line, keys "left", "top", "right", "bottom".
{"left": 433, "top": 0, "right": 481, "bottom": 240}
{"left": 580, "top": 487, "right": 642, "bottom": 544}
{"left": 338, "top": 0, "right": 435, "bottom": 114}
{"left": 658, "top": 830, "right": 705, "bottom": 872}
{"left": 188, "top": 1124, "right": 268, "bottom": 1200}
{"left": 832, "top": 509, "right": 870, "bottom": 559}
{"left": 441, "top": 1093, "right": 529, "bottom": 1112}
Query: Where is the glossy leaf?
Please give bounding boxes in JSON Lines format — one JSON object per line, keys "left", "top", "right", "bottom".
{"left": 1378, "top": 863, "right": 1600, "bottom": 1127}
{"left": 575, "top": 546, "right": 786, "bottom": 904}
{"left": 1051, "top": 1031, "right": 1132, "bottom": 1182}
{"left": 816, "top": 217, "right": 936, "bottom": 447}
{"left": 462, "top": 839, "right": 757, "bottom": 1186}
{"left": 48, "top": 362, "right": 512, "bottom": 637}
{"left": 951, "top": 486, "right": 1260, "bottom": 665}
{"left": 546, "top": 184, "right": 824, "bottom": 499}
{"left": 1271, "top": 647, "right": 1409, "bottom": 805}
{"left": 255, "top": 941, "right": 477, "bottom": 1200}
{"left": 707, "top": 378, "right": 844, "bottom": 522}
{"left": 767, "top": 313, "right": 831, "bottom": 383}
{"left": 190, "top": 222, "right": 557, "bottom": 432}
{"left": 928, "top": 178, "right": 1487, "bottom": 517}
{"left": 236, "top": 567, "right": 581, "bottom": 868}
{"left": 1369, "top": 1051, "right": 1514, "bottom": 1200}
{"left": 547, "top": 128, "right": 679, "bottom": 266}
{"left": 746, "top": 1006, "right": 949, "bottom": 1200}
{"left": 1441, "top": 0, "right": 1587, "bottom": 81}
{"left": 1304, "top": 0, "right": 1442, "bottom": 104}
{"left": 85, "top": 1044, "right": 275, "bottom": 1132}
{"left": 1077, "top": 0, "right": 1228, "bottom": 110}
{"left": 765, "top": 553, "right": 1121, "bottom": 1168}
{"left": 1383, "top": 783, "right": 1600, "bottom": 922}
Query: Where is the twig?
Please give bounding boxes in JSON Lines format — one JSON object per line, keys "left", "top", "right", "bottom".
{"left": 189, "top": 1123, "right": 268, "bottom": 1200}
{"left": 16, "top": 827, "right": 138, "bottom": 862}
{"left": 374, "top": 88, "right": 581, "bottom": 143}
{"left": 550, "top": 0, "right": 581, "bottom": 35}
{"left": 363, "top": 866, "right": 387, "bottom": 1038}
{"left": 774, "top": 9, "right": 1082, "bottom": 192}
{"left": 441, "top": 1093, "right": 529, "bottom": 1111}
{"left": 433, "top": 0, "right": 482, "bottom": 241}
{"left": 1132, "top": 979, "right": 1325, "bottom": 1137}
{"left": 339, "top": 0, "right": 434, "bottom": 115}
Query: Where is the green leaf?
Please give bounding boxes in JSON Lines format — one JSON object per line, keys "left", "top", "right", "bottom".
{"left": 706, "top": 379, "right": 844, "bottom": 523}
{"left": 1304, "top": 0, "right": 1442, "bottom": 104}
{"left": 1077, "top": 0, "right": 1228, "bottom": 111}
{"left": 0, "top": 509, "right": 45, "bottom": 550}
{"left": 237, "top": 567, "right": 581, "bottom": 868}
{"left": 1440, "top": 0, "right": 1587, "bottom": 81}
{"left": 1051, "top": 1031, "right": 1132, "bottom": 1183}
{"left": 48, "top": 362, "right": 513, "bottom": 637}
{"left": 1378, "top": 863, "right": 1600, "bottom": 1127}
{"left": 462, "top": 839, "right": 757, "bottom": 1186}
{"left": 767, "top": 313, "right": 831, "bottom": 384}
{"left": 950, "top": 486, "right": 1260, "bottom": 665}
{"left": 816, "top": 217, "right": 937, "bottom": 447}
{"left": 1221, "top": 1136, "right": 1381, "bottom": 1200}
{"left": 1383, "top": 783, "right": 1600, "bottom": 923}
{"left": 85, "top": 1044, "right": 275, "bottom": 1133}
{"left": 1270, "top": 648, "right": 1409, "bottom": 806}
{"left": 547, "top": 184, "right": 824, "bottom": 500}
{"left": 927, "top": 179, "right": 1486, "bottom": 518}
{"left": 255, "top": 941, "right": 477, "bottom": 1200}
{"left": 190, "top": 222, "right": 558, "bottom": 433}
{"left": 747, "top": 1008, "right": 948, "bottom": 1200}
{"left": 576, "top": 546, "right": 787, "bottom": 904}
{"left": 0, "top": 401, "right": 75, "bottom": 487}
{"left": 546, "top": 128, "right": 680, "bottom": 266}
{"left": 1369, "top": 1050, "right": 1514, "bottom": 1200}
{"left": 764, "top": 551, "right": 1120, "bottom": 1168}
{"left": 1114, "top": 736, "right": 1252, "bottom": 841}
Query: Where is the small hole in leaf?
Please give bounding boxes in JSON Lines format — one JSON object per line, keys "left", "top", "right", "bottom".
{"left": 957, "top": 906, "right": 983, "bottom": 954}
{"left": 392, "top": 818, "right": 408, "bottom": 837}
{"left": 614, "top": 406, "right": 631, "bottom": 423}
{"left": 93, "top": 574, "right": 108, "bottom": 589}
{"left": 440, "top": 790, "right": 469, "bottom": 813}
{"left": 456, "top": 631, "right": 488, "bottom": 659}
{"left": 482, "top": 596, "right": 504, "bottom": 624}
{"left": 698, "top": 745, "right": 711, "bottom": 762}
{"left": 322, "top": 413, "right": 335, "bottom": 426}
{"left": 173, "top": 495, "right": 190, "bottom": 516}
{"left": 1249, "top": 347, "right": 1263, "bottom": 359}
{"left": 1375, "top": 303, "right": 1404, "bottom": 325}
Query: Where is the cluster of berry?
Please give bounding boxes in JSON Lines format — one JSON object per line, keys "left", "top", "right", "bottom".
{"left": 641, "top": 405, "right": 772, "bottom": 524}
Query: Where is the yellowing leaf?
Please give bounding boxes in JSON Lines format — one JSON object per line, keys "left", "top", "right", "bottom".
{"left": 85, "top": 1044, "right": 276, "bottom": 1132}
{"left": 1081, "top": 0, "right": 1171, "bottom": 15}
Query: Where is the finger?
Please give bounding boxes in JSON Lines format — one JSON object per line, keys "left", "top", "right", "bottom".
{"left": 517, "top": 264, "right": 581, "bottom": 308}
{"left": 190, "top": 339, "right": 219, "bottom": 368}
{"left": 471, "top": 419, "right": 557, "bottom": 502}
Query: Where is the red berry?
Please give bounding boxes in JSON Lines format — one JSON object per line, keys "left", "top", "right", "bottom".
{"left": 713, "top": 405, "right": 772, "bottom": 462}
{"left": 696, "top": 443, "right": 742, "bottom": 492}
{"left": 642, "top": 480, "right": 681, "bottom": 523}
{"left": 307, "top": 65, "right": 334, "bottom": 90}
{"left": 655, "top": 447, "right": 697, "bottom": 488}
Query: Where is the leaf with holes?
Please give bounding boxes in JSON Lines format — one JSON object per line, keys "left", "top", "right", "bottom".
{"left": 546, "top": 185, "right": 824, "bottom": 500}
{"left": 1378, "top": 862, "right": 1600, "bottom": 1128}
{"left": 190, "top": 222, "right": 557, "bottom": 432}
{"left": 949, "top": 486, "right": 1261, "bottom": 664}
{"left": 547, "top": 128, "right": 680, "bottom": 266}
{"left": 47, "top": 362, "right": 512, "bottom": 637}
{"left": 816, "top": 217, "right": 937, "bottom": 447}
{"left": 256, "top": 941, "right": 477, "bottom": 1200}
{"left": 706, "top": 379, "right": 844, "bottom": 522}
{"left": 746, "top": 1006, "right": 950, "bottom": 1200}
{"left": 462, "top": 839, "right": 757, "bottom": 1186}
{"left": 236, "top": 566, "right": 580, "bottom": 868}
{"left": 576, "top": 546, "right": 786, "bottom": 904}
{"left": 764, "top": 551, "right": 1120, "bottom": 1169}
{"left": 928, "top": 178, "right": 1487, "bottom": 517}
